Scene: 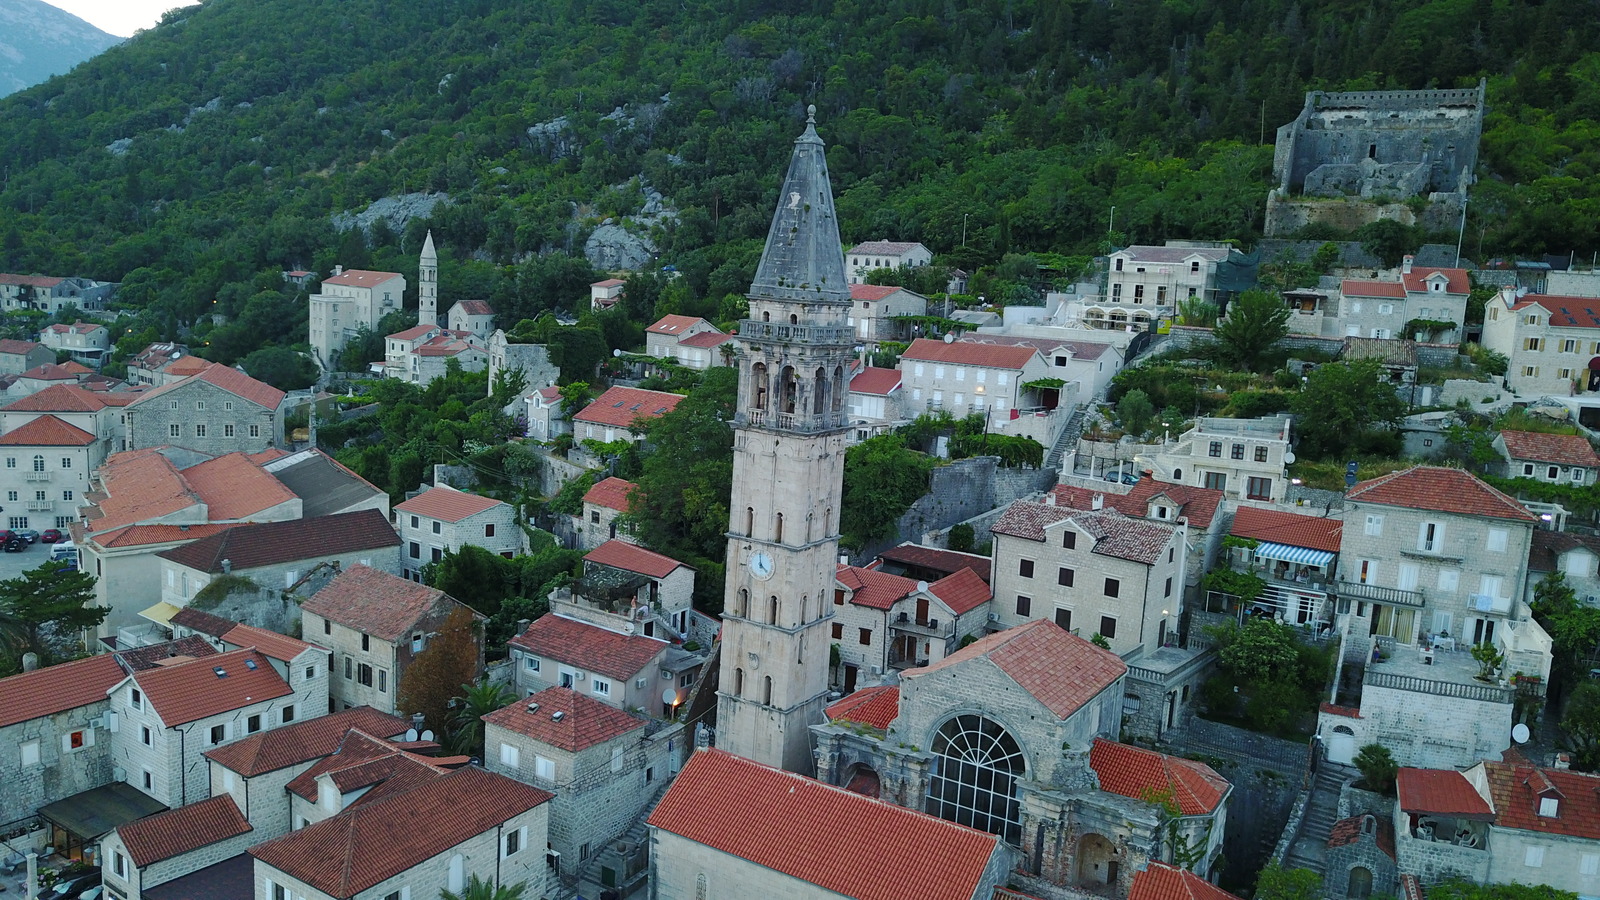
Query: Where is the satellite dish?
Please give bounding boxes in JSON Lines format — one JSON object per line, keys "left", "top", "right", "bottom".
{"left": 420, "top": 729, "right": 435, "bottom": 742}
{"left": 943, "top": 333, "right": 955, "bottom": 344}
{"left": 662, "top": 687, "right": 678, "bottom": 706}
{"left": 612, "top": 348, "right": 623, "bottom": 357}
{"left": 1284, "top": 451, "right": 1296, "bottom": 464}
{"left": 404, "top": 728, "right": 419, "bottom": 742}
{"left": 1512, "top": 723, "right": 1531, "bottom": 744}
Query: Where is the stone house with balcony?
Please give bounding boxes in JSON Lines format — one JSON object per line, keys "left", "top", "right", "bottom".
{"left": 308, "top": 267, "right": 406, "bottom": 371}
{"left": 847, "top": 284, "right": 927, "bottom": 343}
{"left": 958, "top": 333, "right": 1125, "bottom": 401}
{"left": 0, "top": 414, "right": 102, "bottom": 533}
{"left": 394, "top": 484, "right": 523, "bottom": 580}
{"left": 846, "top": 365, "right": 904, "bottom": 442}
{"left": 1150, "top": 415, "right": 1293, "bottom": 503}
{"left": 1223, "top": 505, "right": 1344, "bottom": 630}
{"left": 989, "top": 497, "right": 1187, "bottom": 657}
{"left": 483, "top": 687, "right": 684, "bottom": 882}
{"left": 251, "top": 764, "right": 554, "bottom": 900}
{"left": 810, "top": 621, "right": 1231, "bottom": 890}
{"left": 39, "top": 321, "right": 110, "bottom": 366}
{"left": 562, "top": 539, "right": 695, "bottom": 639}
{"left": 123, "top": 362, "right": 286, "bottom": 455}
{"left": 108, "top": 646, "right": 328, "bottom": 808}
{"left": 828, "top": 563, "right": 992, "bottom": 691}
{"left": 509, "top": 614, "right": 684, "bottom": 718}
{"left": 1493, "top": 429, "right": 1600, "bottom": 486}
{"left": 845, "top": 240, "right": 934, "bottom": 284}
{"left": 575, "top": 476, "right": 638, "bottom": 550}
{"left": 1333, "top": 259, "right": 1470, "bottom": 341}
{"left": 573, "top": 385, "right": 685, "bottom": 444}
{"left": 299, "top": 565, "right": 485, "bottom": 715}
{"left": 98, "top": 793, "right": 258, "bottom": 900}
{"left": 1052, "top": 479, "right": 1227, "bottom": 605}
{"left": 1480, "top": 286, "right": 1600, "bottom": 397}
{"left": 1105, "top": 243, "right": 1232, "bottom": 322}
{"left": 898, "top": 338, "right": 1052, "bottom": 418}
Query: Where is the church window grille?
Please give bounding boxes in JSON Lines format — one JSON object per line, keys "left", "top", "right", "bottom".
{"left": 925, "top": 714, "right": 1024, "bottom": 842}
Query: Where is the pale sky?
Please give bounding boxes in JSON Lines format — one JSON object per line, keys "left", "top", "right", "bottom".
{"left": 44, "top": 0, "right": 187, "bottom": 38}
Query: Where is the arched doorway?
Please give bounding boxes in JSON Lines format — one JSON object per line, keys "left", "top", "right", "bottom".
{"left": 1347, "top": 866, "right": 1373, "bottom": 899}
{"left": 1327, "top": 724, "right": 1357, "bottom": 765}
{"left": 1077, "top": 833, "right": 1119, "bottom": 887}
{"left": 841, "top": 764, "right": 881, "bottom": 799}
{"left": 923, "top": 714, "right": 1025, "bottom": 843}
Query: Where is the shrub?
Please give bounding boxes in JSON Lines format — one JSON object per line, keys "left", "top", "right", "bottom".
{"left": 1354, "top": 743, "right": 1398, "bottom": 794}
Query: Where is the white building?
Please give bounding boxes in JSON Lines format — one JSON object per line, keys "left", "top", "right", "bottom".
{"left": 1334, "top": 259, "right": 1470, "bottom": 341}
{"left": 573, "top": 386, "right": 685, "bottom": 444}
{"left": 846, "top": 365, "right": 904, "bottom": 442}
{"left": 1150, "top": 416, "right": 1294, "bottom": 503}
{"left": 845, "top": 241, "right": 933, "bottom": 284}
{"left": 1482, "top": 286, "right": 1600, "bottom": 397}
{"left": 394, "top": 484, "right": 523, "bottom": 578}
{"left": 590, "top": 278, "right": 626, "bottom": 311}
{"left": 39, "top": 321, "right": 110, "bottom": 366}
{"left": 897, "top": 338, "right": 1051, "bottom": 418}
{"left": 847, "top": 284, "right": 927, "bottom": 342}
{"left": 0, "top": 414, "right": 103, "bottom": 533}
{"left": 1494, "top": 429, "right": 1600, "bottom": 485}
{"left": 447, "top": 299, "right": 495, "bottom": 341}
{"left": 308, "top": 267, "right": 406, "bottom": 372}
{"left": 1106, "top": 243, "right": 1232, "bottom": 317}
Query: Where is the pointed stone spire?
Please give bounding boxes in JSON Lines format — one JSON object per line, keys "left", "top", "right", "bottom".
{"left": 418, "top": 229, "right": 439, "bottom": 326}
{"left": 748, "top": 106, "right": 849, "bottom": 304}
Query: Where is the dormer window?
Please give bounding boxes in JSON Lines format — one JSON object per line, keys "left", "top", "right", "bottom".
{"left": 1539, "top": 796, "right": 1560, "bottom": 817}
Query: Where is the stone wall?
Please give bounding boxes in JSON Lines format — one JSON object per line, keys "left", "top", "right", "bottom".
{"left": 851, "top": 455, "right": 1054, "bottom": 564}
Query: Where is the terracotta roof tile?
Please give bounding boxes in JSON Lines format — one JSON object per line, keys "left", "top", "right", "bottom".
{"left": 0, "top": 338, "right": 47, "bottom": 354}
{"left": 992, "top": 499, "right": 1073, "bottom": 541}
{"left": 1482, "top": 759, "right": 1600, "bottom": 838}
{"left": 998, "top": 501, "right": 1175, "bottom": 564}
{"left": 574, "top": 385, "right": 684, "bottom": 428}
{"left": 582, "top": 476, "right": 637, "bottom": 512}
{"left": 956, "top": 334, "right": 1117, "bottom": 361}
{"left": 252, "top": 766, "right": 551, "bottom": 898}
{"left": 322, "top": 269, "right": 402, "bottom": 288}
{"left": 647, "top": 314, "right": 705, "bottom": 335}
{"left": 179, "top": 453, "right": 299, "bottom": 520}
{"left": 133, "top": 649, "right": 293, "bottom": 727}
{"left": 386, "top": 324, "right": 438, "bottom": 342}
{"left": 169, "top": 607, "right": 236, "bottom": 638}
{"left": 129, "top": 362, "right": 285, "bottom": 411}
{"left": 1114, "top": 245, "right": 1230, "bottom": 263}
{"left": 1500, "top": 430, "right": 1600, "bottom": 468}
{"left": 86, "top": 449, "right": 200, "bottom": 531}
{"left": 90, "top": 523, "right": 239, "bottom": 548}
{"left": 0, "top": 414, "right": 96, "bottom": 446}
{"left": 155, "top": 510, "right": 398, "bottom": 573}
{"left": 1397, "top": 768, "right": 1494, "bottom": 820}
{"left": 114, "top": 635, "right": 219, "bottom": 671}
{"left": 1, "top": 383, "right": 107, "bottom": 412}
{"left": 1522, "top": 294, "right": 1600, "bottom": 329}
{"left": 454, "top": 299, "right": 493, "bottom": 316}
{"left": 1119, "top": 480, "right": 1224, "bottom": 529}
{"left": 929, "top": 567, "right": 991, "bottom": 614}
{"left": 204, "top": 707, "right": 410, "bottom": 776}
{"left": 394, "top": 485, "right": 506, "bottom": 522}
{"left": 1341, "top": 280, "right": 1408, "bottom": 299}
{"left": 1328, "top": 814, "right": 1396, "bottom": 860}
{"left": 1528, "top": 529, "right": 1600, "bottom": 573}
{"left": 592, "top": 278, "right": 625, "bottom": 288}
{"left": 301, "top": 565, "right": 462, "bottom": 642}
{"left": 0, "top": 276, "right": 63, "bottom": 290}
{"left": 19, "top": 362, "right": 90, "bottom": 381}
{"left": 678, "top": 330, "right": 733, "bottom": 349}
{"left": 509, "top": 614, "right": 668, "bottom": 681}
{"left": 1128, "top": 862, "right": 1243, "bottom": 900}
{"left": 825, "top": 685, "right": 899, "bottom": 730}
{"left": 876, "top": 543, "right": 991, "bottom": 583}
{"left": 837, "top": 564, "right": 919, "bottom": 610}
{"left": 649, "top": 749, "right": 998, "bottom": 900}
{"left": 1348, "top": 466, "right": 1537, "bottom": 522}
{"left": 1230, "top": 506, "right": 1343, "bottom": 553}
{"left": 118, "top": 794, "right": 252, "bottom": 868}
{"left": 849, "top": 284, "right": 901, "bottom": 301}
{"left": 482, "top": 687, "right": 645, "bottom": 752}
{"left": 221, "top": 623, "right": 322, "bottom": 663}
{"left": 585, "top": 539, "right": 688, "bottom": 579}
{"left": 901, "top": 337, "right": 1038, "bottom": 370}
{"left": 849, "top": 366, "right": 901, "bottom": 395}
{"left": 910, "top": 620, "right": 1126, "bottom": 719}
{"left": 1090, "top": 738, "right": 1229, "bottom": 815}
{"left": 1401, "top": 267, "right": 1469, "bottom": 294}
{"left": 282, "top": 731, "right": 452, "bottom": 805}
{"left": 0, "top": 653, "right": 125, "bottom": 728}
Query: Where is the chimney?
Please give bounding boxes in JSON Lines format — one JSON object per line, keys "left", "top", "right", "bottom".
{"left": 21, "top": 652, "right": 38, "bottom": 672}
{"left": 1402, "top": 255, "right": 1414, "bottom": 275}
{"left": 1092, "top": 494, "right": 1105, "bottom": 510}
{"left": 1044, "top": 492, "right": 1056, "bottom": 507}
{"left": 333, "top": 265, "right": 344, "bottom": 277}
{"left": 1555, "top": 752, "right": 1571, "bottom": 770}
{"left": 221, "top": 558, "right": 232, "bottom": 575}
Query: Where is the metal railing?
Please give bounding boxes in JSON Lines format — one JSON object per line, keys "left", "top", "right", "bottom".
{"left": 891, "top": 614, "right": 951, "bottom": 638}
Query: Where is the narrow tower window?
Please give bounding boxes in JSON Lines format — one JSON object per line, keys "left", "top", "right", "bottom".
{"left": 734, "top": 668, "right": 744, "bottom": 695}
{"left": 751, "top": 363, "right": 768, "bottom": 411}
{"left": 763, "top": 676, "right": 774, "bottom": 705}
{"left": 769, "top": 596, "right": 779, "bottom": 624}
{"left": 814, "top": 368, "right": 826, "bottom": 414}
{"left": 746, "top": 506, "right": 755, "bottom": 536}
{"left": 775, "top": 513, "right": 784, "bottom": 544}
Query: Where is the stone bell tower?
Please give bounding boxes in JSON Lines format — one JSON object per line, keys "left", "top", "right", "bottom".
{"left": 714, "top": 107, "right": 854, "bottom": 774}
{"left": 418, "top": 229, "right": 439, "bottom": 327}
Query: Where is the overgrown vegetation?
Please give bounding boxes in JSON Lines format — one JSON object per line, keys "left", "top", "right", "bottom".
{"left": 1200, "top": 617, "right": 1334, "bottom": 736}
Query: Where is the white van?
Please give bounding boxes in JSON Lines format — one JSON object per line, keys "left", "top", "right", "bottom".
{"left": 50, "top": 542, "right": 77, "bottom": 567}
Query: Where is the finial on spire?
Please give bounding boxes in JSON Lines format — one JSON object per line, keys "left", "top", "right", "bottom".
{"left": 806, "top": 104, "right": 816, "bottom": 124}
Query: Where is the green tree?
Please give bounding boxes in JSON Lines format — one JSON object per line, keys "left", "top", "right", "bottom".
{"left": 449, "top": 677, "right": 515, "bottom": 758}
{"left": 240, "top": 346, "right": 320, "bottom": 390}
{"left": 1253, "top": 861, "right": 1323, "bottom": 900}
{"left": 0, "top": 560, "right": 104, "bottom": 661}
{"left": 1212, "top": 289, "right": 1290, "bottom": 372}
{"left": 1357, "top": 219, "right": 1422, "bottom": 268}
{"left": 839, "top": 434, "right": 937, "bottom": 551}
{"left": 1426, "top": 881, "right": 1577, "bottom": 900}
{"left": 1117, "top": 389, "right": 1156, "bottom": 437}
{"left": 1561, "top": 682, "right": 1600, "bottom": 772}
{"left": 1217, "top": 617, "right": 1300, "bottom": 682}
{"left": 629, "top": 368, "right": 737, "bottom": 585}
{"left": 1288, "top": 359, "right": 1406, "bottom": 459}
{"left": 1353, "top": 743, "right": 1399, "bottom": 793}
{"left": 440, "top": 875, "right": 526, "bottom": 900}
{"left": 430, "top": 546, "right": 514, "bottom": 619}
{"left": 1531, "top": 571, "right": 1600, "bottom": 695}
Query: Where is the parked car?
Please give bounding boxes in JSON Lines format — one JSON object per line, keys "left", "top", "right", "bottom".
{"left": 0, "top": 529, "right": 14, "bottom": 544}
{"left": 46, "top": 870, "right": 100, "bottom": 899}
{"left": 1119, "top": 472, "right": 1141, "bottom": 485}
{"left": 16, "top": 529, "right": 39, "bottom": 543}
{"left": 4, "top": 539, "right": 26, "bottom": 553}
{"left": 41, "top": 529, "right": 63, "bottom": 543}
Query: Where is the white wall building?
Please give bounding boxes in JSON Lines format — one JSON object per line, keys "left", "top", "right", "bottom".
{"left": 845, "top": 241, "right": 933, "bottom": 284}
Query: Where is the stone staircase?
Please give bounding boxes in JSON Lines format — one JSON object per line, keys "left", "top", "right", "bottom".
{"left": 1282, "top": 763, "right": 1354, "bottom": 875}
{"left": 565, "top": 781, "right": 671, "bottom": 899}
{"left": 1044, "top": 404, "right": 1091, "bottom": 470}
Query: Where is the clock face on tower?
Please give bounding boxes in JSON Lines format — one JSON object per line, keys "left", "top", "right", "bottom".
{"left": 749, "top": 552, "right": 775, "bottom": 581}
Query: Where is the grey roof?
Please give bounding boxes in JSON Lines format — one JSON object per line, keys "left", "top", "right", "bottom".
{"left": 264, "top": 449, "right": 385, "bottom": 518}
{"left": 748, "top": 107, "right": 850, "bottom": 304}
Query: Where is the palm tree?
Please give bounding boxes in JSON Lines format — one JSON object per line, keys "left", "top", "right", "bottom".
{"left": 448, "top": 677, "right": 515, "bottom": 757}
{"left": 440, "top": 875, "right": 526, "bottom": 900}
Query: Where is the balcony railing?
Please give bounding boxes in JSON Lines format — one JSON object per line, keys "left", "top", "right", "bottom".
{"left": 25, "top": 500, "right": 51, "bottom": 511}
{"left": 1336, "top": 580, "right": 1425, "bottom": 608}
{"left": 1365, "top": 670, "right": 1514, "bottom": 704}
{"left": 740, "top": 408, "right": 847, "bottom": 432}
{"left": 892, "top": 612, "right": 952, "bottom": 638}
{"left": 737, "top": 319, "right": 853, "bottom": 346}
{"left": 24, "top": 472, "right": 49, "bottom": 482}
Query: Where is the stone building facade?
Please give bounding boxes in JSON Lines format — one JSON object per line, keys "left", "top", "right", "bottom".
{"left": 395, "top": 484, "right": 524, "bottom": 579}
{"left": 123, "top": 365, "right": 285, "bottom": 456}
{"left": 99, "top": 795, "right": 258, "bottom": 900}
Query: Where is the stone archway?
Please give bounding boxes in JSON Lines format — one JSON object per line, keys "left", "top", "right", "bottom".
{"left": 1347, "top": 865, "right": 1373, "bottom": 899}
{"left": 1076, "top": 833, "right": 1119, "bottom": 887}
{"left": 841, "top": 763, "right": 881, "bottom": 799}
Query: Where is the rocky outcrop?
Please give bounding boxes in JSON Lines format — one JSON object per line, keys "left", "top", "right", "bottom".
{"left": 331, "top": 191, "right": 452, "bottom": 235}
{"left": 585, "top": 221, "right": 657, "bottom": 271}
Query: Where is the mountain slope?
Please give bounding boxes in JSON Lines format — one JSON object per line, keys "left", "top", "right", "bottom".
{"left": 0, "top": 0, "right": 121, "bottom": 97}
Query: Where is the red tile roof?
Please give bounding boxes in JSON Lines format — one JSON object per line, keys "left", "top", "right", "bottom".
{"left": 251, "top": 766, "right": 551, "bottom": 898}
{"left": 89, "top": 523, "right": 239, "bottom": 549}
{"left": 876, "top": 543, "right": 992, "bottom": 583}
{"left": 179, "top": 452, "right": 299, "bottom": 520}
{"left": 282, "top": 731, "right": 450, "bottom": 804}
{"left": 1341, "top": 280, "right": 1407, "bottom": 299}
{"left": 849, "top": 366, "right": 902, "bottom": 395}
{"left": 0, "top": 653, "right": 125, "bottom": 728}
{"left": 901, "top": 337, "right": 1038, "bottom": 370}
{"left": 117, "top": 794, "right": 252, "bottom": 868}
{"left": 221, "top": 623, "right": 322, "bottom": 663}
{"left": 1, "top": 383, "right": 107, "bottom": 412}
{"left": 647, "top": 314, "right": 705, "bottom": 335}
{"left": 1127, "top": 862, "right": 1243, "bottom": 900}
{"left": 1520, "top": 294, "right": 1600, "bottom": 329}
{"left": 169, "top": 606, "right": 236, "bottom": 638}
{"left": 453, "top": 299, "right": 493, "bottom": 316}
{"left": 1482, "top": 759, "right": 1600, "bottom": 838}
{"left": 20, "top": 361, "right": 90, "bottom": 381}
{"left": 509, "top": 614, "right": 669, "bottom": 681}
{"left": 1500, "top": 430, "right": 1600, "bottom": 468}
{"left": 849, "top": 284, "right": 901, "bottom": 301}
{"left": 957, "top": 334, "right": 1118, "bottom": 362}
{"left": 131, "top": 363, "right": 286, "bottom": 410}
{"left": 585, "top": 539, "right": 688, "bottom": 579}
{"left": 301, "top": 565, "right": 462, "bottom": 642}
{"left": 837, "top": 564, "right": 919, "bottom": 610}
{"left": 0, "top": 275, "right": 64, "bottom": 289}
{"left": 0, "top": 414, "right": 96, "bottom": 446}
{"left": 592, "top": 278, "right": 625, "bottom": 288}
{"left": 1397, "top": 768, "right": 1494, "bottom": 820}
{"left": 1121, "top": 480, "right": 1225, "bottom": 529}
{"left": 386, "top": 323, "right": 438, "bottom": 342}
{"left": 1348, "top": 466, "right": 1537, "bottom": 522}
{"left": 1230, "top": 506, "right": 1343, "bottom": 553}
{"left": 394, "top": 484, "right": 506, "bottom": 522}
{"left": 1328, "top": 814, "right": 1396, "bottom": 860}
{"left": 203, "top": 707, "right": 411, "bottom": 776}
{"left": 582, "top": 476, "right": 637, "bottom": 512}
{"left": 413, "top": 334, "right": 482, "bottom": 358}
{"left": 322, "top": 269, "right": 402, "bottom": 288}
{"left": 1090, "top": 738, "right": 1229, "bottom": 815}
{"left": 994, "top": 501, "right": 1175, "bottom": 564}
{"left": 649, "top": 749, "right": 999, "bottom": 900}
{"left": 574, "top": 385, "right": 684, "bottom": 428}
{"left": 910, "top": 620, "right": 1126, "bottom": 719}
{"left": 482, "top": 686, "right": 645, "bottom": 752}
{"left": 1401, "top": 267, "right": 1469, "bottom": 294}
{"left": 0, "top": 338, "right": 47, "bottom": 354}
{"left": 678, "top": 330, "right": 733, "bottom": 349}
{"left": 825, "top": 685, "right": 900, "bottom": 730}
{"left": 133, "top": 649, "right": 293, "bottom": 727}
{"left": 929, "top": 567, "right": 991, "bottom": 614}
{"left": 1528, "top": 529, "right": 1600, "bottom": 573}
{"left": 115, "top": 635, "right": 219, "bottom": 671}
{"left": 156, "top": 509, "right": 398, "bottom": 574}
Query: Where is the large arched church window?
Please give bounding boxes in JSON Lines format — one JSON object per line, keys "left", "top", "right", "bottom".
{"left": 924, "top": 714, "right": 1025, "bottom": 843}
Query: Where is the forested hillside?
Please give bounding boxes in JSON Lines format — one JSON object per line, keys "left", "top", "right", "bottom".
{"left": 1, "top": 0, "right": 1598, "bottom": 354}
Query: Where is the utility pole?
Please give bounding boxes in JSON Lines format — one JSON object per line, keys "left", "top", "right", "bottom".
{"left": 1108, "top": 206, "right": 1116, "bottom": 236}
{"left": 1454, "top": 196, "right": 1469, "bottom": 268}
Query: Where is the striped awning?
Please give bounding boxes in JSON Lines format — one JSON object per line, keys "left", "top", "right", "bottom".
{"left": 1253, "top": 541, "right": 1334, "bottom": 568}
